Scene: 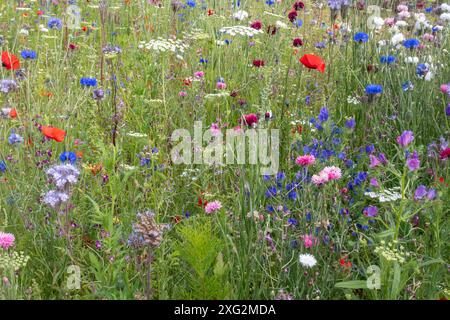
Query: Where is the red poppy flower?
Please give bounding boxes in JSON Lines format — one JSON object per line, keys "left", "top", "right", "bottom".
{"left": 9, "top": 108, "right": 17, "bottom": 119}
{"left": 440, "top": 148, "right": 450, "bottom": 160}
{"left": 207, "top": 9, "right": 214, "bottom": 16}
{"left": 252, "top": 59, "right": 265, "bottom": 67}
{"left": 41, "top": 126, "right": 66, "bottom": 142}
{"left": 1, "top": 51, "right": 20, "bottom": 70}
{"left": 299, "top": 54, "right": 325, "bottom": 73}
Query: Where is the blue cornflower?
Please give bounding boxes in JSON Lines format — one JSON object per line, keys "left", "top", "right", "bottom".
{"left": 416, "top": 63, "right": 428, "bottom": 76}
{"left": 21, "top": 50, "right": 37, "bottom": 60}
{"left": 403, "top": 38, "right": 420, "bottom": 49}
{"left": 318, "top": 107, "right": 329, "bottom": 123}
{"left": 288, "top": 190, "right": 297, "bottom": 200}
{"left": 186, "top": 0, "right": 196, "bottom": 7}
{"left": 425, "top": 7, "right": 433, "bottom": 13}
{"left": 265, "top": 0, "right": 275, "bottom": 5}
{"left": 0, "top": 160, "right": 6, "bottom": 173}
{"left": 59, "top": 151, "right": 77, "bottom": 164}
{"left": 402, "top": 81, "right": 414, "bottom": 92}
{"left": 365, "top": 144, "right": 375, "bottom": 154}
{"left": 8, "top": 130, "right": 24, "bottom": 145}
{"left": 265, "top": 185, "right": 277, "bottom": 198}
{"left": 276, "top": 172, "right": 285, "bottom": 181}
{"left": 199, "top": 57, "right": 208, "bottom": 64}
{"left": 380, "top": 55, "right": 395, "bottom": 64}
{"left": 48, "top": 18, "right": 62, "bottom": 30}
{"left": 345, "top": 159, "right": 354, "bottom": 168}
{"left": 290, "top": 239, "right": 298, "bottom": 249}
{"left": 345, "top": 118, "right": 356, "bottom": 129}
{"left": 288, "top": 218, "right": 298, "bottom": 226}
{"left": 305, "top": 212, "right": 312, "bottom": 222}
{"left": 294, "top": 19, "right": 303, "bottom": 28}
{"left": 315, "top": 41, "right": 326, "bottom": 49}
{"left": 365, "top": 84, "right": 383, "bottom": 95}
{"left": 353, "top": 32, "right": 369, "bottom": 43}
{"left": 80, "top": 77, "right": 98, "bottom": 87}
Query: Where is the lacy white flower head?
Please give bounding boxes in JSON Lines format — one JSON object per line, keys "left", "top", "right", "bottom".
{"left": 138, "top": 38, "right": 188, "bottom": 54}
{"left": 182, "top": 28, "right": 210, "bottom": 41}
{"left": 232, "top": 10, "right": 249, "bottom": 21}
{"left": 219, "top": 25, "right": 263, "bottom": 37}
{"left": 46, "top": 164, "right": 80, "bottom": 189}
{"left": 299, "top": 253, "right": 317, "bottom": 268}
{"left": 364, "top": 187, "right": 401, "bottom": 202}
{"left": 43, "top": 190, "right": 70, "bottom": 209}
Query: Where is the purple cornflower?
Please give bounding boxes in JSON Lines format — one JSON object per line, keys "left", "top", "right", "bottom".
{"left": 0, "top": 79, "right": 19, "bottom": 93}
{"left": 363, "top": 205, "right": 378, "bottom": 217}
{"left": 92, "top": 88, "right": 105, "bottom": 100}
{"left": 397, "top": 130, "right": 414, "bottom": 148}
{"left": 414, "top": 185, "right": 427, "bottom": 200}
{"left": 406, "top": 150, "right": 420, "bottom": 171}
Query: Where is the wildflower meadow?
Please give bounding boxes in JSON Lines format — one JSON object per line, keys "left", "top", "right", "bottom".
{"left": 0, "top": 0, "right": 449, "bottom": 302}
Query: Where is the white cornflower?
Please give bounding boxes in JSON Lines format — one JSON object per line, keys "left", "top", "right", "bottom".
{"left": 299, "top": 254, "right": 317, "bottom": 268}
{"left": 391, "top": 33, "right": 405, "bottom": 45}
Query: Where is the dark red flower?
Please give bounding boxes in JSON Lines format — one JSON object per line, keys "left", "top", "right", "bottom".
{"left": 240, "top": 113, "right": 259, "bottom": 127}
{"left": 288, "top": 9, "right": 297, "bottom": 22}
{"left": 252, "top": 59, "right": 265, "bottom": 67}
{"left": 250, "top": 20, "right": 262, "bottom": 30}
{"left": 267, "top": 25, "right": 277, "bottom": 36}
{"left": 1, "top": 51, "right": 20, "bottom": 70}
{"left": 439, "top": 148, "right": 450, "bottom": 160}
{"left": 293, "top": 38, "right": 303, "bottom": 47}
{"left": 293, "top": 1, "right": 305, "bottom": 10}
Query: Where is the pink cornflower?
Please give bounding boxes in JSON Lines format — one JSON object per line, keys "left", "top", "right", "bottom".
{"left": 322, "top": 166, "right": 342, "bottom": 180}
{"left": 216, "top": 82, "right": 227, "bottom": 90}
{"left": 194, "top": 71, "right": 204, "bottom": 78}
{"left": 178, "top": 91, "right": 187, "bottom": 97}
{"left": 210, "top": 123, "right": 221, "bottom": 137}
{"left": 0, "top": 232, "right": 15, "bottom": 249}
{"left": 295, "top": 154, "right": 316, "bottom": 166}
{"left": 301, "top": 234, "right": 317, "bottom": 249}
{"left": 205, "top": 200, "right": 222, "bottom": 214}
{"left": 311, "top": 171, "right": 329, "bottom": 185}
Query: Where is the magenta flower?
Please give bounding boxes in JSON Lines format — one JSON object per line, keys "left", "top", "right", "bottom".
{"left": 205, "top": 200, "right": 222, "bottom": 214}
{"left": 295, "top": 154, "right": 316, "bottom": 166}
{"left": 397, "top": 130, "right": 414, "bottom": 148}
{"left": 0, "top": 232, "right": 15, "bottom": 249}
{"left": 369, "top": 154, "right": 381, "bottom": 168}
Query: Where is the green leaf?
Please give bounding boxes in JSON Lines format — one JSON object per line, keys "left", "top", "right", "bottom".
{"left": 335, "top": 280, "right": 368, "bottom": 289}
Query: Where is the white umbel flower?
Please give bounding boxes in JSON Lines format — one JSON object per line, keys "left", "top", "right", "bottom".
{"left": 299, "top": 254, "right": 317, "bottom": 268}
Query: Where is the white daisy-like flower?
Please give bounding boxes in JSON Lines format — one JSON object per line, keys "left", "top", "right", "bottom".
{"left": 233, "top": 10, "right": 249, "bottom": 21}
{"left": 299, "top": 254, "right": 317, "bottom": 268}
